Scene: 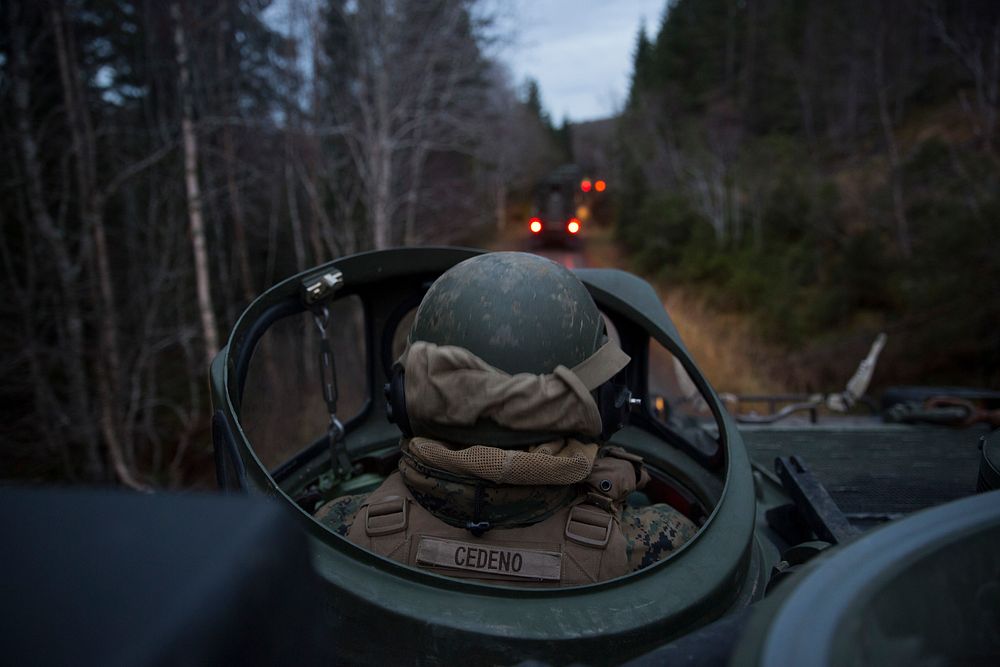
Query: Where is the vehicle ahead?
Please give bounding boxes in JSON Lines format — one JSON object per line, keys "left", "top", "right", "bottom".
{"left": 209, "top": 247, "right": 999, "bottom": 665}
{"left": 528, "top": 164, "right": 585, "bottom": 247}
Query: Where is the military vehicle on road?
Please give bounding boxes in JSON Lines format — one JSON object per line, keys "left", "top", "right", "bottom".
{"left": 528, "top": 165, "right": 587, "bottom": 248}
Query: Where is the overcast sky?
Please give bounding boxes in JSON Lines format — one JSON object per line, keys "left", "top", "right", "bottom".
{"left": 495, "top": 0, "right": 666, "bottom": 123}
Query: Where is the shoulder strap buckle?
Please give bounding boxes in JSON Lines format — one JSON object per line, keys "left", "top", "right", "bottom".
{"left": 365, "top": 495, "right": 408, "bottom": 536}
{"left": 565, "top": 505, "right": 613, "bottom": 548}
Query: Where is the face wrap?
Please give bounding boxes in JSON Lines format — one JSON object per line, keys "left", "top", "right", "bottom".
{"left": 403, "top": 437, "right": 599, "bottom": 485}
{"left": 400, "top": 340, "right": 631, "bottom": 438}
{"left": 398, "top": 439, "right": 583, "bottom": 528}
{"left": 397, "top": 440, "right": 651, "bottom": 529}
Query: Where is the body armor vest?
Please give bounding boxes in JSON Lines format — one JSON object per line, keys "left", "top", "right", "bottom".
{"left": 346, "top": 449, "right": 644, "bottom": 586}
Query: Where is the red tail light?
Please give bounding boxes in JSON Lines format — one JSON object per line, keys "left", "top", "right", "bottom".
{"left": 580, "top": 179, "right": 592, "bottom": 193}
{"left": 529, "top": 218, "right": 542, "bottom": 233}
{"left": 567, "top": 219, "right": 580, "bottom": 234}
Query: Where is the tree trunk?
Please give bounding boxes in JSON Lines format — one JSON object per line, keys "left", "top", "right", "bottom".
{"left": 371, "top": 129, "right": 393, "bottom": 249}
{"left": 53, "top": 7, "right": 150, "bottom": 489}
{"left": 371, "top": 154, "right": 393, "bottom": 248}
{"left": 371, "top": 48, "right": 393, "bottom": 250}
{"left": 294, "top": 152, "right": 340, "bottom": 259}
{"left": 875, "top": 34, "right": 912, "bottom": 259}
{"left": 495, "top": 177, "right": 507, "bottom": 232}
{"left": 223, "top": 125, "right": 256, "bottom": 302}
{"left": 172, "top": 2, "right": 219, "bottom": 365}
{"left": 740, "top": 0, "right": 758, "bottom": 113}
{"left": 214, "top": 22, "right": 255, "bottom": 303}
{"left": 10, "top": 8, "right": 102, "bottom": 479}
{"left": 285, "top": 138, "right": 309, "bottom": 272}
{"left": 403, "top": 144, "right": 427, "bottom": 245}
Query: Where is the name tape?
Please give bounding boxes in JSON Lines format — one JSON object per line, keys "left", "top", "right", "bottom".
{"left": 416, "top": 537, "right": 562, "bottom": 581}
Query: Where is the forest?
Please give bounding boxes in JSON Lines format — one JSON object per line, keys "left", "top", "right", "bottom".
{"left": 0, "top": 0, "right": 568, "bottom": 486}
{"left": 2, "top": 0, "right": 999, "bottom": 488}
{"left": 617, "top": 0, "right": 1000, "bottom": 393}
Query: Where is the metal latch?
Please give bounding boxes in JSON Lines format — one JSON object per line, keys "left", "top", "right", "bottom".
{"left": 301, "top": 270, "right": 344, "bottom": 305}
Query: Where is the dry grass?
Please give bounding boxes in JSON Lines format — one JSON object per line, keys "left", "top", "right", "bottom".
{"left": 659, "top": 285, "right": 892, "bottom": 396}
{"left": 658, "top": 286, "right": 785, "bottom": 395}
{"left": 579, "top": 226, "right": 787, "bottom": 394}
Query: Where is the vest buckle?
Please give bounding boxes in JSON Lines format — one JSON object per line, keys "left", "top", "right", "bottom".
{"left": 365, "top": 495, "right": 408, "bottom": 536}
{"left": 565, "top": 505, "right": 613, "bottom": 548}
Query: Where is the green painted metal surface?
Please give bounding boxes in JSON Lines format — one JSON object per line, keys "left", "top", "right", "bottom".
{"left": 732, "top": 489, "right": 1000, "bottom": 666}
{"left": 209, "top": 247, "right": 780, "bottom": 664}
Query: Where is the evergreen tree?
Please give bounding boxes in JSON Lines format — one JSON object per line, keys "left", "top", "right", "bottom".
{"left": 617, "top": 0, "right": 1000, "bottom": 385}
{"left": 523, "top": 78, "right": 551, "bottom": 128}
{"left": 627, "top": 24, "right": 654, "bottom": 109}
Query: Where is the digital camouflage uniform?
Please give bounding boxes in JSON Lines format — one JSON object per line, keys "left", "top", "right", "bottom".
{"left": 315, "top": 493, "right": 367, "bottom": 538}
{"left": 620, "top": 503, "right": 698, "bottom": 570}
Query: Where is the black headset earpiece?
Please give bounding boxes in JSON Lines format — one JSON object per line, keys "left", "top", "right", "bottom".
{"left": 591, "top": 327, "right": 634, "bottom": 440}
{"left": 384, "top": 363, "right": 413, "bottom": 437}
{"left": 597, "top": 382, "right": 633, "bottom": 441}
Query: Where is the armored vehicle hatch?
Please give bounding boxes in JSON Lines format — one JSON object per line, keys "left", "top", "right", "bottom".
{"left": 206, "top": 247, "right": 998, "bottom": 665}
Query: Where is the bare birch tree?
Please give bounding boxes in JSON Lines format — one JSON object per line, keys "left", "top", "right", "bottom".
{"left": 8, "top": 6, "right": 100, "bottom": 479}
{"left": 172, "top": 1, "right": 219, "bottom": 366}
{"left": 317, "top": 0, "right": 491, "bottom": 249}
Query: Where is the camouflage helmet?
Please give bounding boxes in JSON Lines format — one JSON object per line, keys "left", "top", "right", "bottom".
{"left": 405, "top": 252, "right": 607, "bottom": 447}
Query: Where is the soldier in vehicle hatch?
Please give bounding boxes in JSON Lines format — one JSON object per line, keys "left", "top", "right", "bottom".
{"left": 316, "top": 252, "right": 696, "bottom": 585}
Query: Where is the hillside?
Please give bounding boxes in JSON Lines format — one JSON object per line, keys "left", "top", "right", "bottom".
{"left": 612, "top": 0, "right": 1000, "bottom": 390}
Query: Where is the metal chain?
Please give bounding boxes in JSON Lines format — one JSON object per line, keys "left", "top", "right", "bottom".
{"left": 312, "top": 305, "right": 352, "bottom": 479}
